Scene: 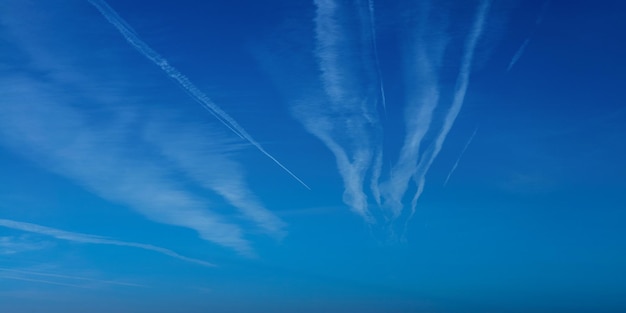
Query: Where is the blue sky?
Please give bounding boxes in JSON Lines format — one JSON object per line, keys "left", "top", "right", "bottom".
{"left": 1, "top": 0, "right": 625, "bottom": 312}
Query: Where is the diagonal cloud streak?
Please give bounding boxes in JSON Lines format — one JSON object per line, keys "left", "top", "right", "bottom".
{"left": 87, "top": 0, "right": 310, "bottom": 190}
{"left": 0, "top": 219, "right": 215, "bottom": 267}
{"left": 443, "top": 127, "right": 478, "bottom": 186}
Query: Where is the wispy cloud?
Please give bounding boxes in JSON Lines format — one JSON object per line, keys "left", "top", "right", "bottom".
{"left": 0, "top": 219, "right": 215, "bottom": 267}
{"left": 297, "top": 0, "right": 382, "bottom": 221}
{"left": 443, "top": 127, "right": 478, "bottom": 186}
{"left": 143, "top": 117, "right": 287, "bottom": 238}
{"left": 87, "top": 0, "right": 310, "bottom": 190}
{"left": 286, "top": 0, "right": 494, "bottom": 228}
{"left": 0, "top": 236, "right": 53, "bottom": 255}
{"left": 0, "top": 75, "right": 251, "bottom": 255}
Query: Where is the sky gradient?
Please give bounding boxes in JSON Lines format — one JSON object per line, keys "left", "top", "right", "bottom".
{"left": 1, "top": 0, "right": 625, "bottom": 312}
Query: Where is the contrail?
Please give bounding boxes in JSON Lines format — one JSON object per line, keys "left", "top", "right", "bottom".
{"left": 443, "top": 127, "right": 478, "bottom": 186}
{"left": 507, "top": 1, "right": 550, "bottom": 72}
{"left": 367, "top": 0, "right": 387, "bottom": 116}
{"left": 507, "top": 38, "right": 530, "bottom": 71}
{"left": 87, "top": 0, "right": 310, "bottom": 190}
{"left": 407, "top": 0, "right": 492, "bottom": 220}
{"left": 0, "top": 219, "right": 216, "bottom": 267}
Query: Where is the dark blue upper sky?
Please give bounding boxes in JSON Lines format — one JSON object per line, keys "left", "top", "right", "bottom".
{"left": 1, "top": 0, "right": 625, "bottom": 312}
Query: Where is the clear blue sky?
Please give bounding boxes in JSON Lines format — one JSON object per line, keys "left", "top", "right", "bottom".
{"left": 1, "top": 0, "right": 625, "bottom": 312}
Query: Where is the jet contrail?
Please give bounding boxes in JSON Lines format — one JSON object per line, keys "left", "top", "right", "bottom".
{"left": 0, "top": 218, "right": 216, "bottom": 267}
{"left": 367, "top": 0, "right": 387, "bottom": 116}
{"left": 443, "top": 127, "right": 478, "bottom": 186}
{"left": 87, "top": 0, "right": 310, "bottom": 190}
{"left": 507, "top": 38, "right": 530, "bottom": 72}
{"left": 507, "top": 1, "right": 550, "bottom": 72}
{"left": 407, "top": 0, "right": 491, "bottom": 220}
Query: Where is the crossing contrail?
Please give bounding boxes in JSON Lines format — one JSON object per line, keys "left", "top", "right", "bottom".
{"left": 87, "top": 0, "right": 310, "bottom": 190}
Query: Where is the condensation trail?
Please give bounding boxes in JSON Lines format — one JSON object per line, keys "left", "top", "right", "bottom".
{"left": 368, "top": 0, "right": 387, "bottom": 115}
{"left": 87, "top": 0, "right": 310, "bottom": 190}
{"left": 443, "top": 127, "right": 477, "bottom": 186}
{"left": 407, "top": 0, "right": 492, "bottom": 220}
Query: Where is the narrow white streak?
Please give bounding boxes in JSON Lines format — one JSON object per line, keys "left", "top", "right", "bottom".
{"left": 87, "top": 0, "right": 309, "bottom": 190}
{"left": 408, "top": 0, "right": 492, "bottom": 218}
{"left": 0, "top": 219, "right": 216, "bottom": 268}
{"left": 506, "top": 38, "right": 530, "bottom": 72}
{"left": 367, "top": 0, "right": 387, "bottom": 115}
{"left": 144, "top": 120, "right": 286, "bottom": 237}
{"left": 443, "top": 127, "right": 478, "bottom": 186}
{"left": 0, "top": 268, "right": 143, "bottom": 288}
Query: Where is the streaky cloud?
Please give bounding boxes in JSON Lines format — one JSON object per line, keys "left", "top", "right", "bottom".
{"left": 443, "top": 127, "right": 478, "bottom": 186}
{"left": 87, "top": 0, "right": 310, "bottom": 190}
{"left": 0, "top": 77, "right": 252, "bottom": 256}
{"left": 302, "top": 0, "right": 382, "bottom": 222}
{"left": 0, "top": 219, "right": 215, "bottom": 267}
{"left": 381, "top": 1, "right": 449, "bottom": 219}
{"left": 367, "top": 0, "right": 388, "bottom": 116}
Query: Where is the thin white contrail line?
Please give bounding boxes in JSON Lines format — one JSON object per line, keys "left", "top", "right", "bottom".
{"left": 0, "top": 219, "right": 216, "bottom": 267}
{"left": 443, "top": 127, "right": 477, "bottom": 186}
{"left": 367, "top": 0, "right": 387, "bottom": 116}
{"left": 87, "top": 0, "right": 310, "bottom": 190}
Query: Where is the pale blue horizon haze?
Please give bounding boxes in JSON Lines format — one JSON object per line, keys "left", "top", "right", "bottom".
{"left": 1, "top": 0, "right": 625, "bottom": 312}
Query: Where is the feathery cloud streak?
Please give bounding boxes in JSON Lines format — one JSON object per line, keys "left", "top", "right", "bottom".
{"left": 0, "top": 219, "right": 215, "bottom": 267}
{"left": 87, "top": 0, "right": 310, "bottom": 190}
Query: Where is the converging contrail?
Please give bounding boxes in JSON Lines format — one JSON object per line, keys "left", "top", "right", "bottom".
{"left": 87, "top": 0, "right": 310, "bottom": 190}
{"left": 443, "top": 127, "right": 478, "bottom": 186}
